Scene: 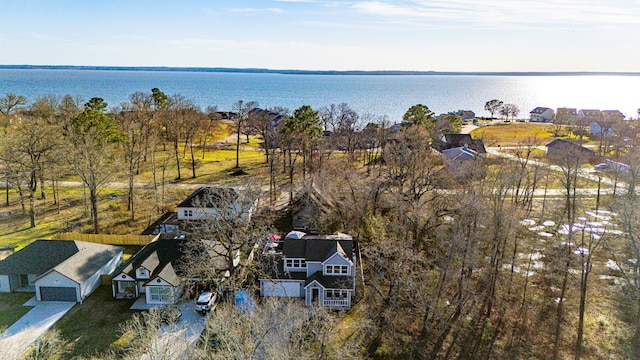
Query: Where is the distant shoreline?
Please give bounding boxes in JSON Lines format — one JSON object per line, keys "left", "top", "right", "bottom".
{"left": 1, "top": 65, "right": 639, "bottom": 76}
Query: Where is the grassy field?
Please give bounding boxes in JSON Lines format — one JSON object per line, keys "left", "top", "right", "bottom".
{"left": 0, "top": 292, "right": 34, "bottom": 329}
{"left": 470, "top": 123, "right": 592, "bottom": 147}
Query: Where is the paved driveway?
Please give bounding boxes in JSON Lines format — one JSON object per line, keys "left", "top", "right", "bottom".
{"left": 0, "top": 301, "right": 75, "bottom": 360}
{"left": 141, "top": 301, "right": 211, "bottom": 360}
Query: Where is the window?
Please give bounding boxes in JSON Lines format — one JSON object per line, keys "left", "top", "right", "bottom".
{"left": 149, "top": 287, "right": 172, "bottom": 302}
{"left": 184, "top": 210, "right": 193, "bottom": 217}
{"left": 325, "top": 289, "right": 348, "bottom": 299}
{"left": 325, "top": 265, "right": 348, "bottom": 275}
{"left": 285, "top": 258, "right": 306, "bottom": 269}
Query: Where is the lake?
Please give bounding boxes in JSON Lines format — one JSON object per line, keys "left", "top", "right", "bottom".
{"left": 1, "top": 69, "right": 639, "bottom": 122}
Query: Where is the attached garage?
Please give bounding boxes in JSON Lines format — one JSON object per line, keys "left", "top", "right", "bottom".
{"left": 260, "top": 280, "right": 304, "bottom": 297}
{"left": 39, "top": 286, "right": 78, "bottom": 302}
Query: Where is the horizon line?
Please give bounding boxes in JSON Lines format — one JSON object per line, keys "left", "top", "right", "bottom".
{"left": 1, "top": 64, "right": 639, "bottom": 76}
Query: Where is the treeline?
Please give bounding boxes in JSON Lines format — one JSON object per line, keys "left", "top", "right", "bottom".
{"left": 4, "top": 88, "right": 640, "bottom": 359}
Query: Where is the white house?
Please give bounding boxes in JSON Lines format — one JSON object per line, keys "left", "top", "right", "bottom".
{"left": 176, "top": 186, "right": 257, "bottom": 223}
{"left": 259, "top": 231, "right": 356, "bottom": 309}
{"left": 0, "top": 240, "right": 123, "bottom": 302}
{"left": 530, "top": 107, "right": 555, "bottom": 122}
{"left": 111, "top": 238, "right": 187, "bottom": 305}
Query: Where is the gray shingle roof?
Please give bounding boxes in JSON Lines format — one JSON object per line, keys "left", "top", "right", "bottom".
{"left": 177, "top": 187, "right": 239, "bottom": 208}
{"left": 282, "top": 234, "right": 353, "bottom": 262}
{"left": 0, "top": 240, "right": 122, "bottom": 280}
{"left": 42, "top": 242, "right": 123, "bottom": 284}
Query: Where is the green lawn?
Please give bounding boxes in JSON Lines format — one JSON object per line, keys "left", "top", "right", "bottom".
{"left": 53, "top": 285, "right": 136, "bottom": 359}
{"left": 0, "top": 292, "right": 34, "bottom": 329}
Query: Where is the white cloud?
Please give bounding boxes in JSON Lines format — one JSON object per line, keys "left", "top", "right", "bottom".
{"left": 228, "top": 7, "right": 285, "bottom": 14}
{"left": 352, "top": 0, "right": 640, "bottom": 30}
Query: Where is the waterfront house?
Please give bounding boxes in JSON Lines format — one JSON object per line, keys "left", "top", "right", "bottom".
{"left": 590, "top": 122, "right": 613, "bottom": 136}
{"left": 555, "top": 108, "right": 577, "bottom": 124}
{"left": 259, "top": 231, "right": 356, "bottom": 309}
{"left": 601, "top": 110, "right": 624, "bottom": 122}
{"left": 530, "top": 107, "right": 555, "bottom": 122}
{"left": 578, "top": 109, "right": 603, "bottom": 123}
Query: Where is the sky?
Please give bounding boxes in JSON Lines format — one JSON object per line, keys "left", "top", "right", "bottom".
{"left": 1, "top": 0, "right": 639, "bottom": 72}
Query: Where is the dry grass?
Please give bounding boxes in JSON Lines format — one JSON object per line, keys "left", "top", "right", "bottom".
{"left": 471, "top": 123, "right": 595, "bottom": 147}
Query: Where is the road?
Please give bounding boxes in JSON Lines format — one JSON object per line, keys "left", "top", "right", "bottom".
{"left": 485, "top": 146, "right": 626, "bottom": 191}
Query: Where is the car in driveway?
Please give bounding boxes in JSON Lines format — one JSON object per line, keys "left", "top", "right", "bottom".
{"left": 195, "top": 291, "right": 216, "bottom": 314}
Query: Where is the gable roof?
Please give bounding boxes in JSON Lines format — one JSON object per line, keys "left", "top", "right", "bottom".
{"left": 442, "top": 147, "right": 478, "bottom": 161}
{"left": 112, "top": 238, "right": 190, "bottom": 284}
{"left": 177, "top": 187, "right": 239, "bottom": 209}
{"left": 0, "top": 240, "right": 121, "bottom": 277}
{"left": 439, "top": 134, "right": 486, "bottom": 154}
{"left": 304, "top": 272, "right": 354, "bottom": 289}
{"left": 282, "top": 232, "right": 353, "bottom": 262}
{"left": 530, "top": 107, "right": 552, "bottom": 114}
{"left": 40, "top": 242, "right": 123, "bottom": 284}
{"left": 546, "top": 139, "right": 595, "bottom": 157}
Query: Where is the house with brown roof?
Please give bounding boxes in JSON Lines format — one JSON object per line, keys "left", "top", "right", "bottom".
{"left": 259, "top": 231, "right": 356, "bottom": 309}
{"left": 546, "top": 139, "right": 596, "bottom": 164}
{"left": 556, "top": 108, "right": 577, "bottom": 124}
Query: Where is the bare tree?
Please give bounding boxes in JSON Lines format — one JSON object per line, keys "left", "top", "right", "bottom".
{"left": 1, "top": 115, "right": 59, "bottom": 227}
{"left": 63, "top": 98, "right": 123, "bottom": 233}
{"left": 232, "top": 100, "right": 257, "bottom": 169}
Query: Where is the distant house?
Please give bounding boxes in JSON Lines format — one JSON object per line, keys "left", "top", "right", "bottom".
{"left": 546, "top": 139, "right": 595, "bottom": 164}
{"left": 249, "top": 108, "right": 289, "bottom": 129}
{"left": 590, "top": 122, "right": 613, "bottom": 136}
{"left": 259, "top": 231, "right": 356, "bottom": 309}
{"left": 601, "top": 110, "right": 624, "bottom": 122}
{"left": 439, "top": 134, "right": 486, "bottom": 155}
{"left": 556, "top": 108, "right": 577, "bottom": 124}
{"left": 578, "top": 109, "right": 603, "bottom": 123}
{"left": 530, "top": 107, "right": 555, "bottom": 122}
{"left": 453, "top": 110, "right": 476, "bottom": 122}
{"left": 176, "top": 186, "right": 257, "bottom": 223}
{"left": 0, "top": 240, "right": 123, "bottom": 302}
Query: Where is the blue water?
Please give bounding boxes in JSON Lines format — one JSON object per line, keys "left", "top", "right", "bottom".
{"left": 1, "top": 69, "right": 639, "bottom": 121}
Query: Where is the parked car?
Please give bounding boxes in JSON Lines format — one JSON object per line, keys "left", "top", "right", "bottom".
{"left": 160, "top": 305, "right": 182, "bottom": 324}
{"left": 195, "top": 291, "right": 217, "bottom": 313}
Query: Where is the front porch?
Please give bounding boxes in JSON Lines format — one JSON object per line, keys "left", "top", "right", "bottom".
{"left": 304, "top": 283, "right": 352, "bottom": 309}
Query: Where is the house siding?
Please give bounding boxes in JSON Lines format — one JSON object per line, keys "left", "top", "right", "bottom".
{"left": 35, "top": 271, "right": 80, "bottom": 302}
{"left": 0, "top": 274, "right": 10, "bottom": 292}
{"left": 306, "top": 262, "right": 323, "bottom": 277}
{"left": 81, "top": 250, "right": 122, "bottom": 301}
{"left": 145, "top": 277, "right": 181, "bottom": 304}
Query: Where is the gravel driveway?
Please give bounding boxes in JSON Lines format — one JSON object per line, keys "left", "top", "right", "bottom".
{"left": 0, "top": 301, "right": 75, "bottom": 360}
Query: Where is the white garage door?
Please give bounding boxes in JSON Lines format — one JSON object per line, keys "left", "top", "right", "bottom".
{"left": 39, "top": 286, "right": 77, "bottom": 302}
{"left": 263, "top": 281, "right": 301, "bottom": 297}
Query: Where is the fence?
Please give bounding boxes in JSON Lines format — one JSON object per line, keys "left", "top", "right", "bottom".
{"left": 51, "top": 233, "right": 159, "bottom": 246}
